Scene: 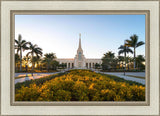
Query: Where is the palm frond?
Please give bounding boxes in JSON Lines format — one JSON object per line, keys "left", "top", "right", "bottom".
{"left": 118, "top": 50, "right": 124, "bottom": 55}
{"left": 126, "top": 48, "right": 133, "bottom": 54}
{"left": 26, "top": 52, "right": 32, "bottom": 57}
{"left": 125, "top": 43, "right": 132, "bottom": 47}
{"left": 136, "top": 41, "right": 145, "bottom": 48}
{"left": 15, "top": 39, "right": 19, "bottom": 45}
{"left": 118, "top": 45, "right": 124, "bottom": 49}
{"left": 18, "top": 34, "right": 22, "bottom": 42}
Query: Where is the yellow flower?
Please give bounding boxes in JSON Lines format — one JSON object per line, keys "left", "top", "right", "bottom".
{"left": 101, "top": 89, "right": 109, "bottom": 94}
{"left": 121, "top": 83, "right": 126, "bottom": 87}
{"left": 89, "top": 83, "right": 94, "bottom": 90}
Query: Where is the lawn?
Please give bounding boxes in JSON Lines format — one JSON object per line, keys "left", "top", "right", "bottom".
{"left": 126, "top": 75, "right": 145, "bottom": 79}
{"left": 15, "top": 69, "right": 145, "bottom": 101}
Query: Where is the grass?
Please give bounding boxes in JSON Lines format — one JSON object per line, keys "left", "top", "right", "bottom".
{"left": 15, "top": 72, "right": 67, "bottom": 90}
{"left": 126, "top": 75, "right": 145, "bottom": 79}
{"left": 101, "top": 73, "right": 144, "bottom": 86}
{"left": 101, "top": 69, "right": 145, "bottom": 72}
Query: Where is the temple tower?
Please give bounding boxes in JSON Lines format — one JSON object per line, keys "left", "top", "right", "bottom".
{"left": 74, "top": 33, "right": 86, "bottom": 68}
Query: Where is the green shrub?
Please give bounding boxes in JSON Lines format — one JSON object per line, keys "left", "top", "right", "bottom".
{"left": 15, "top": 69, "right": 145, "bottom": 101}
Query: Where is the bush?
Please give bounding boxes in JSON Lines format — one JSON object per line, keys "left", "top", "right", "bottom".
{"left": 15, "top": 72, "right": 66, "bottom": 90}
{"left": 72, "top": 81, "right": 89, "bottom": 101}
{"left": 54, "top": 90, "right": 71, "bottom": 101}
{"left": 15, "top": 69, "right": 145, "bottom": 101}
{"left": 15, "top": 84, "right": 41, "bottom": 101}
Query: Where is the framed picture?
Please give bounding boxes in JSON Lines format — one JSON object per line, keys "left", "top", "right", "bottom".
{"left": 0, "top": 0, "right": 159, "bottom": 115}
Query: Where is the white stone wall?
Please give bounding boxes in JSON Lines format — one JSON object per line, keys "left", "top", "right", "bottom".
{"left": 56, "top": 58, "right": 74, "bottom": 68}
{"left": 85, "top": 59, "right": 102, "bottom": 68}
{"left": 56, "top": 58, "right": 102, "bottom": 69}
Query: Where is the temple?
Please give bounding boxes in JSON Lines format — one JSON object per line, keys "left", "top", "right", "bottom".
{"left": 56, "top": 34, "right": 102, "bottom": 69}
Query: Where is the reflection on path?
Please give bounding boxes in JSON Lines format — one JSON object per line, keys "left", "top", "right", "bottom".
{"left": 15, "top": 72, "right": 60, "bottom": 84}
{"left": 99, "top": 72, "right": 145, "bottom": 85}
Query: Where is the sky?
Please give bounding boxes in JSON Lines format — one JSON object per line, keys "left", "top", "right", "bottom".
{"left": 15, "top": 15, "right": 145, "bottom": 58}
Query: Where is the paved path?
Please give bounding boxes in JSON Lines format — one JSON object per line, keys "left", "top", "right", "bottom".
{"left": 99, "top": 72, "right": 145, "bottom": 85}
{"left": 104, "top": 72, "right": 145, "bottom": 77}
{"left": 15, "top": 72, "right": 61, "bottom": 77}
{"left": 15, "top": 71, "right": 145, "bottom": 85}
{"left": 15, "top": 72, "right": 60, "bottom": 84}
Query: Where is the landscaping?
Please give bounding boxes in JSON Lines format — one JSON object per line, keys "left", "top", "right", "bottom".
{"left": 15, "top": 70, "right": 145, "bottom": 101}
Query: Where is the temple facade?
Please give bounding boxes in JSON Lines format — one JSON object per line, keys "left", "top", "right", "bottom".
{"left": 56, "top": 34, "right": 102, "bottom": 69}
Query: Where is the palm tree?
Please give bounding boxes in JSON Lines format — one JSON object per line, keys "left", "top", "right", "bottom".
{"left": 42, "top": 53, "right": 56, "bottom": 72}
{"left": 31, "top": 56, "right": 39, "bottom": 71}
{"left": 101, "top": 51, "right": 115, "bottom": 70}
{"left": 27, "top": 42, "right": 43, "bottom": 75}
{"left": 117, "top": 56, "right": 124, "bottom": 69}
{"left": 125, "top": 34, "right": 145, "bottom": 69}
{"left": 51, "top": 60, "right": 59, "bottom": 70}
{"left": 118, "top": 45, "right": 133, "bottom": 75}
{"left": 112, "top": 58, "right": 118, "bottom": 71}
{"left": 15, "top": 34, "right": 29, "bottom": 71}
{"left": 136, "top": 55, "right": 145, "bottom": 70}
{"left": 22, "top": 56, "right": 31, "bottom": 72}
{"left": 126, "top": 56, "right": 130, "bottom": 70}
{"left": 15, "top": 53, "right": 20, "bottom": 72}
{"left": 35, "top": 57, "right": 42, "bottom": 70}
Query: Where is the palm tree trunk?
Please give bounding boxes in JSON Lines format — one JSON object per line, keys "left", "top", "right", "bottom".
{"left": 47, "top": 65, "right": 49, "bottom": 72}
{"left": 15, "top": 63, "right": 17, "bottom": 72}
{"left": 31, "top": 52, "right": 34, "bottom": 76}
{"left": 32, "top": 62, "right": 34, "bottom": 71}
{"left": 20, "top": 48, "right": 22, "bottom": 71}
{"left": 134, "top": 47, "right": 136, "bottom": 69}
{"left": 37, "top": 63, "right": 40, "bottom": 70}
{"left": 124, "top": 53, "right": 126, "bottom": 76}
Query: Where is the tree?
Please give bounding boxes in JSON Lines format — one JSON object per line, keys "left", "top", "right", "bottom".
{"left": 51, "top": 60, "right": 59, "bottom": 70}
{"left": 136, "top": 55, "right": 145, "bottom": 71}
{"left": 125, "top": 34, "right": 145, "bottom": 69}
{"left": 30, "top": 56, "right": 42, "bottom": 71}
{"left": 27, "top": 42, "right": 43, "bottom": 74}
{"left": 95, "top": 63, "right": 100, "bottom": 69}
{"left": 62, "top": 63, "right": 67, "bottom": 69}
{"left": 118, "top": 45, "right": 133, "bottom": 75}
{"left": 117, "top": 56, "right": 124, "bottom": 69}
{"left": 126, "top": 56, "right": 131, "bottom": 70}
{"left": 101, "top": 51, "right": 115, "bottom": 70}
{"left": 22, "top": 56, "right": 31, "bottom": 72}
{"left": 15, "top": 53, "right": 20, "bottom": 71}
{"left": 15, "top": 34, "right": 29, "bottom": 71}
{"left": 31, "top": 56, "right": 40, "bottom": 71}
{"left": 58, "top": 63, "right": 67, "bottom": 72}
{"left": 36, "top": 57, "right": 42, "bottom": 70}
{"left": 42, "top": 53, "right": 56, "bottom": 72}
{"left": 111, "top": 58, "right": 118, "bottom": 71}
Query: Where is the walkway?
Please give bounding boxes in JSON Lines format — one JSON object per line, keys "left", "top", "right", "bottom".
{"left": 15, "top": 72, "right": 60, "bottom": 84}
{"left": 99, "top": 72, "right": 145, "bottom": 85}
{"left": 15, "top": 70, "right": 145, "bottom": 85}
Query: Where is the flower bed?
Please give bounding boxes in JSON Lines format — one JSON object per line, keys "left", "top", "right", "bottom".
{"left": 15, "top": 69, "right": 145, "bottom": 101}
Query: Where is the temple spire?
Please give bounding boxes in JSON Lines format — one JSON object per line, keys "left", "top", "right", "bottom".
{"left": 78, "top": 33, "right": 82, "bottom": 49}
